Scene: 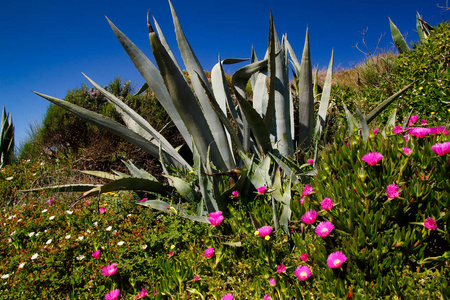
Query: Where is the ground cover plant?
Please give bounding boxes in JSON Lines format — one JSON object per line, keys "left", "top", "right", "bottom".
{"left": 1, "top": 2, "right": 449, "bottom": 299}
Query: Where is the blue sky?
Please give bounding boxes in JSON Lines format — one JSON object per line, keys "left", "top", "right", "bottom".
{"left": 1, "top": 0, "right": 448, "bottom": 148}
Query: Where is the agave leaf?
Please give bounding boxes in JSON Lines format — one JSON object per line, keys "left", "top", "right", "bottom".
{"left": 266, "top": 12, "right": 276, "bottom": 131}
{"left": 280, "top": 176, "right": 292, "bottom": 236}
{"left": 272, "top": 169, "right": 289, "bottom": 205}
{"left": 342, "top": 102, "right": 359, "bottom": 135}
{"left": 250, "top": 155, "right": 271, "bottom": 189}
{"left": 152, "top": 16, "right": 182, "bottom": 73}
{"left": 137, "top": 199, "right": 171, "bottom": 212}
{"left": 221, "top": 242, "right": 242, "bottom": 247}
{"left": 106, "top": 17, "right": 192, "bottom": 149}
{"left": 297, "top": 28, "right": 314, "bottom": 148}
{"left": 416, "top": 12, "right": 433, "bottom": 41}
{"left": 314, "top": 50, "right": 334, "bottom": 140}
{"left": 402, "top": 110, "right": 414, "bottom": 129}
{"left": 148, "top": 16, "right": 227, "bottom": 172}
{"left": 134, "top": 82, "right": 149, "bottom": 96}
{"left": 285, "top": 38, "right": 300, "bottom": 72}
{"left": 267, "top": 152, "right": 302, "bottom": 184}
{"left": 365, "top": 82, "right": 415, "bottom": 124}
{"left": 382, "top": 108, "right": 397, "bottom": 137}
{"left": 164, "top": 175, "right": 200, "bottom": 203}
{"left": 197, "top": 153, "right": 219, "bottom": 213}
{"left": 356, "top": 106, "right": 370, "bottom": 142}
{"left": 389, "top": 17, "right": 410, "bottom": 53}
{"left": 82, "top": 177, "right": 168, "bottom": 198}
{"left": 122, "top": 159, "right": 157, "bottom": 181}
{"left": 20, "top": 184, "right": 100, "bottom": 193}
{"left": 79, "top": 170, "right": 123, "bottom": 181}
{"left": 112, "top": 170, "right": 131, "bottom": 178}
{"left": 313, "top": 66, "right": 320, "bottom": 102}
{"left": 168, "top": 0, "right": 235, "bottom": 170}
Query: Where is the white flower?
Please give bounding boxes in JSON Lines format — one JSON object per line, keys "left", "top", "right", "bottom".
{"left": 141, "top": 244, "right": 148, "bottom": 250}
{"left": 106, "top": 226, "right": 112, "bottom": 231}
{"left": 36, "top": 232, "right": 40, "bottom": 236}
{"left": 112, "top": 230, "right": 117, "bottom": 235}
{"left": 1, "top": 274, "right": 9, "bottom": 279}
{"left": 76, "top": 255, "right": 85, "bottom": 261}
{"left": 49, "top": 216, "right": 55, "bottom": 220}
{"left": 28, "top": 232, "right": 35, "bottom": 238}
{"left": 7, "top": 214, "right": 15, "bottom": 220}
{"left": 17, "top": 219, "right": 22, "bottom": 223}
{"left": 46, "top": 239, "right": 52, "bottom": 245}
{"left": 40, "top": 162, "right": 45, "bottom": 166}
{"left": 18, "top": 262, "right": 26, "bottom": 269}
{"left": 66, "top": 211, "right": 73, "bottom": 215}
{"left": 93, "top": 221, "right": 98, "bottom": 226}
{"left": 31, "top": 253, "right": 39, "bottom": 260}
{"left": 117, "top": 241, "right": 125, "bottom": 246}
{"left": 77, "top": 236, "right": 84, "bottom": 241}
{"left": 10, "top": 231, "right": 16, "bottom": 236}
{"left": 41, "top": 209, "right": 48, "bottom": 213}
{"left": 127, "top": 214, "right": 132, "bottom": 218}
{"left": 86, "top": 229, "right": 91, "bottom": 234}
{"left": 33, "top": 173, "right": 37, "bottom": 176}
{"left": 65, "top": 235, "right": 71, "bottom": 239}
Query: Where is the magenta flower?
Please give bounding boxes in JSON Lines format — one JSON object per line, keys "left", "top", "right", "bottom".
{"left": 409, "top": 127, "right": 430, "bottom": 138}
{"left": 424, "top": 218, "right": 437, "bottom": 230}
{"left": 373, "top": 128, "right": 379, "bottom": 135}
{"left": 46, "top": 198, "right": 55, "bottom": 206}
{"left": 429, "top": 126, "right": 446, "bottom": 135}
{"left": 392, "top": 126, "right": 403, "bottom": 134}
{"left": 361, "top": 152, "right": 384, "bottom": 166}
{"left": 307, "top": 158, "right": 314, "bottom": 164}
{"left": 92, "top": 250, "right": 101, "bottom": 259}
{"left": 269, "top": 278, "right": 276, "bottom": 286}
{"left": 231, "top": 190, "right": 239, "bottom": 197}
{"left": 300, "top": 195, "right": 306, "bottom": 205}
{"left": 168, "top": 251, "right": 174, "bottom": 257}
{"left": 208, "top": 211, "right": 224, "bottom": 226}
{"left": 402, "top": 148, "right": 412, "bottom": 156}
{"left": 277, "top": 263, "right": 286, "bottom": 273}
{"left": 99, "top": 207, "right": 106, "bottom": 214}
{"left": 420, "top": 119, "right": 427, "bottom": 126}
{"left": 258, "top": 226, "right": 273, "bottom": 237}
{"left": 102, "top": 263, "right": 118, "bottom": 276}
{"left": 316, "top": 221, "right": 334, "bottom": 237}
{"left": 204, "top": 247, "right": 214, "bottom": 258}
{"left": 221, "top": 294, "right": 234, "bottom": 300}
{"left": 104, "top": 289, "right": 120, "bottom": 300}
{"left": 386, "top": 183, "right": 400, "bottom": 199}
{"left": 264, "top": 294, "right": 272, "bottom": 300}
{"left": 404, "top": 135, "right": 409, "bottom": 142}
{"left": 321, "top": 197, "right": 334, "bottom": 210}
{"left": 327, "top": 251, "right": 347, "bottom": 268}
{"left": 302, "top": 184, "right": 314, "bottom": 196}
{"left": 431, "top": 142, "right": 450, "bottom": 156}
{"left": 138, "top": 288, "right": 148, "bottom": 298}
{"left": 192, "top": 276, "right": 200, "bottom": 282}
{"left": 300, "top": 253, "right": 308, "bottom": 262}
{"left": 295, "top": 265, "right": 312, "bottom": 281}
{"left": 408, "top": 115, "right": 418, "bottom": 126}
{"left": 301, "top": 210, "right": 318, "bottom": 224}
{"left": 256, "top": 186, "right": 267, "bottom": 194}
{"left": 140, "top": 198, "right": 148, "bottom": 202}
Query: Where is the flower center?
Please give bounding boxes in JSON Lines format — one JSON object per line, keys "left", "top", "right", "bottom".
{"left": 300, "top": 271, "right": 307, "bottom": 278}
{"left": 321, "top": 228, "right": 329, "bottom": 233}
{"left": 334, "top": 259, "right": 341, "bottom": 266}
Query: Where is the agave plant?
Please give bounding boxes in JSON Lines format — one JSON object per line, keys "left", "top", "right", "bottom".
{"left": 0, "top": 107, "right": 14, "bottom": 169}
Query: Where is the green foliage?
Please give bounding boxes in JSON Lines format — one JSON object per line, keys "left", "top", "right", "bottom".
{"left": 1, "top": 107, "right": 14, "bottom": 169}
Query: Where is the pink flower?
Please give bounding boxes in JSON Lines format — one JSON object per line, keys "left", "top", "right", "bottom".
{"left": 138, "top": 288, "right": 148, "bottom": 298}
{"left": 373, "top": 128, "right": 379, "bottom": 135}
{"left": 302, "top": 184, "right": 314, "bottom": 196}
{"left": 104, "top": 289, "right": 120, "bottom": 300}
{"left": 386, "top": 183, "right": 400, "bottom": 199}
{"left": 431, "top": 142, "right": 450, "bottom": 156}
{"left": 392, "top": 126, "right": 403, "bottom": 134}
{"left": 402, "top": 148, "right": 412, "bottom": 156}
{"left": 408, "top": 115, "right": 418, "bottom": 126}
{"left": 404, "top": 135, "right": 409, "bottom": 142}
{"left": 86, "top": 200, "right": 91, "bottom": 205}
{"left": 168, "top": 251, "right": 174, "bottom": 257}
{"left": 307, "top": 158, "right": 314, "bottom": 164}
{"left": 264, "top": 294, "right": 272, "bottom": 300}
{"left": 208, "top": 211, "right": 224, "bottom": 226}
{"left": 361, "top": 152, "right": 384, "bottom": 166}
{"left": 429, "top": 126, "right": 446, "bottom": 135}
{"left": 99, "top": 207, "right": 106, "bottom": 214}
{"left": 92, "top": 250, "right": 101, "bottom": 259}
{"left": 192, "top": 276, "right": 200, "bottom": 282}
{"left": 301, "top": 210, "right": 318, "bottom": 224}
{"left": 269, "top": 278, "right": 276, "bottom": 286}
{"left": 295, "top": 265, "right": 312, "bottom": 281}
{"left": 101, "top": 263, "right": 118, "bottom": 276}
{"left": 300, "top": 254, "right": 308, "bottom": 262}
{"left": 257, "top": 186, "right": 267, "bottom": 194}
{"left": 231, "top": 190, "right": 239, "bottom": 197}
{"left": 204, "top": 247, "right": 214, "bottom": 258}
{"left": 299, "top": 195, "right": 306, "bottom": 205}
{"left": 140, "top": 198, "right": 148, "bottom": 202}
{"left": 258, "top": 226, "right": 273, "bottom": 237}
{"left": 316, "top": 221, "right": 334, "bottom": 237}
{"left": 420, "top": 119, "right": 427, "bottom": 126}
{"left": 277, "top": 263, "right": 286, "bottom": 273}
{"left": 327, "top": 251, "right": 347, "bottom": 268}
{"left": 221, "top": 294, "right": 234, "bottom": 300}
{"left": 408, "top": 127, "right": 430, "bottom": 138}
{"left": 321, "top": 197, "right": 334, "bottom": 210}
{"left": 46, "top": 198, "right": 55, "bottom": 206}
{"left": 424, "top": 218, "right": 437, "bottom": 230}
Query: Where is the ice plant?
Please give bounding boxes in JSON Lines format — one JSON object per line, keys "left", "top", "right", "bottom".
{"left": 192, "top": 276, "right": 200, "bottom": 282}
{"left": 102, "top": 263, "right": 118, "bottom": 276}
{"left": 138, "top": 288, "right": 148, "bottom": 298}
{"left": 92, "top": 250, "right": 101, "bottom": 259}
{"left": 408, "top": 127, "right": 430, "bottom": 138}
{"left": 361, "top": 152, "right": 384, "bottom": 166}
{"left": 386, "top": 183, "right": 400, "bottom": 199}
{"left": 221, "top": 294, "right": 234, "bottom": 300}
{"left": 46, "top": 198, "right": 54, "bottom": 206}
{"left": 316, "top": 221, "right": 334, "bottom": 237}
{"left": 204, "top": 247, "right": 214, "bottom": 258}
{"left": 269, "top": 278, "right": 276, "bottom": 286}
{"left": 420, "top": 119, "right": 427, "bottom": 126}
{"left": 300, "top": 254, "right": 308, "bottom": 262}
{"left": 424, "top": 217, "right": 437, "bottom": 230}
{"left": 277, "top": 263, "right": 286, "bottom": 273}
{"left": 302, "top": 184, "right": 314, "bottom": 196}
{"left": 104, "top": 289, "right": 120, "bottom": 300}
{"left": 168, "top": 251, "right": 174, "bottom": 257}
{"left": 307, "top": 158, "right": 314, "bottom": 164}
{"left": 264, "top": 295, "right": 272, "bottom": 300}
{"left": 408, "top": 114, "right": 418, "bottom": 126}
{"left": 373, "top": 128, "right": 379, "bottom": 135}
{"left": 256, "top": 186, "right": 267, "bottom": 194}
{"left": 295, "top": 265, "right": 312, "bottom": 280}
{"left": 321, "top": 197, "right": 334, "bottom": 210}
{"left": 392, "top": 126, "right": 403, "bottom": 134}
{"left": 402, "top": 147, "right": 412, "bottom": 156}
{"left": 431, "top": 142, "right": 450, "bottom": 156}
{"left": 301, "top": 210, "right": 318, "bottom": 224}
{"left": 208, "top": 211, "right": 224, "bottom": 226}
{"left": 327, "top": 251, "right": 347, "bottom": 268}
{"left": 231, "top": 190, "right": 239, "bottom": 197}
{"left": 257, "top": 226, "right": 273, "bottom": 237}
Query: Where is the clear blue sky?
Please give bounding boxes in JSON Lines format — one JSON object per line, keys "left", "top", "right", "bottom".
{"left": 1, "top": 0, "right": 448, "bottom": 148}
